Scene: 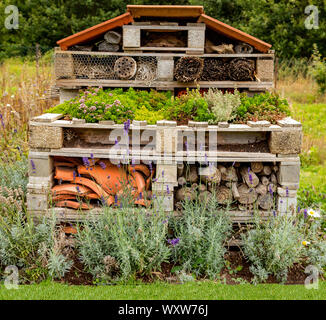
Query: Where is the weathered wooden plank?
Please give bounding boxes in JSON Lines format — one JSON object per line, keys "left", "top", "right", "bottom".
{"left": 56, "top": 79, "right": 273, "bottom": 89}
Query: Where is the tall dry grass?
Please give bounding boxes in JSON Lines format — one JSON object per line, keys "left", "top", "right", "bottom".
{"left": 0, "top": 56, "right": 58, "bottom": 158}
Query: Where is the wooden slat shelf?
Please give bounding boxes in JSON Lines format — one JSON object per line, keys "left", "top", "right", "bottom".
{"left": 45, "top": 148, "right": 299, "bottom": 163}
{"left": 57, "top": 49, "right": 274, "bottom": 58}
{"left": 29, "top": 208, "right": 273, "bottom": 223}
{"left": 56, "top": 79, "right": 273, "bottom": 89}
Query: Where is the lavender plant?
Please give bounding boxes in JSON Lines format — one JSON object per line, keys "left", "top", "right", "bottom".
{"left": 76, "top": 207, "right": 170, "bottom": 282}
{"left": 241, "top": 215, "right": 305, "bottom": 284}
{"left": 169, "top": 195, "right": 232, "bottom": 279}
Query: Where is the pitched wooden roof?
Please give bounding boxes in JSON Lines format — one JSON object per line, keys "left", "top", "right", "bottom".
{"left": 198, "top": 14, "right": 271, "bottom": 53}
{"left": 127, "top": 5, "right": 204, "bottom": 18}
{"left": 57, "top": 13, "right": 133, "bottom": 50}
{"left": 57, "top": 6, "right": 271, "bottom": 52}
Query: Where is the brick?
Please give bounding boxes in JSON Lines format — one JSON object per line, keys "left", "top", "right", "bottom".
{"left": 256, "top": 58, "right": 274, "bottom": 82}
{"left": 277, "top": 164, "right": 300, "bottom": 184}
{"left": 29, "top": 125, "right": 63, "bottom": 149}
{"left": 269, "top": 128, "right": 302, "bottom": 154}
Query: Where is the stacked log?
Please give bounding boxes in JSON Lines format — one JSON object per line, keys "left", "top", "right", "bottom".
{"left": 175, "top": 162, "right": 278, "bottom": 211}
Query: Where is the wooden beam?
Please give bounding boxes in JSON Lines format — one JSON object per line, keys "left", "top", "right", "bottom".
{"left": 127, "top": 5, "right": 204, "bottom": 18}
{"left": 57, "top": 13, "right": 133, "bottom": 50}
{"left": 198, "top": 14, "right": 272, "bottom": 53}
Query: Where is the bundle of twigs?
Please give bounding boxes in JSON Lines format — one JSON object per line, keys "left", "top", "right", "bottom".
{"left": 228, "top": 58, "right": 255, "bottom": 81}
{"left": 200, "top": 58, "right": 229, "bottom": 81}
{"left": 174, "top": 56, "right": 204, "bottom": 82}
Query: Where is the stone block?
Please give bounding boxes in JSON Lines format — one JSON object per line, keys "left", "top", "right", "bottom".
{"left": 29, "top": 125, "right": 63, "bottom": 149}
{"left": 277, "top": 163, "right": 300, "bottom": 184}
{"left": 123, "top": 26, "right": 141, "bottom": 47}
{"left": 27, "top": 193, "right": 49, "bottom": 211}
{"left": 277, "top": 196, "right": 297, "bottom": 215}
{"left": 157, "top": 57, "right": 174, "bottom": 81}
{"left": 59, "top": 89, "right": 79, "bottom": 103}
{"left": 188, "top": 28, "right": 205, "bottom": 49}
{"left": 277, "top": 187, "right": 297, "bottom": 197}
{"left": 153, "top": 194, "right": 174, "bottom": 212}
{"left": 155, "top": 164, "right": 177, "bottom": 184}
{"left": 28, "top": 156, "right": 53, "bottom": 177}
{"left": 277, "top": 117, "right": 302, "bottom": 128}
{"left": 269, "top": 128, "right": 302, "bottom": 154}
{"left": 156, "top": 127, "right": 178, "bottom": 155}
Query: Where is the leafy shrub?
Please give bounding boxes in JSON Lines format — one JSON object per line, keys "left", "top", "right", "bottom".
{"left": 47, "top": 87, "right": 173, "bottom": 124}
{"left": 235, "top": 92, "right": 291, "bottom": 124}
{"left": 169, "top": 195, "right": 232, "bottom": 279}
{"left": 167, "top": 88, "right": 215, "bottom": 123}
{"left": 241, "top": 215, "right": 304, "bottom": 284}
{"left": 76, "top": 207, "right": 170, "bottom": 282}
{"left": 204, "top": 88, "right": 241, "bottom": 123}
{"left": 0, "top": 212, "right": 72, "bottom": 283}
{"left": 309, "top": 45, "right": 326, "bottom": 94}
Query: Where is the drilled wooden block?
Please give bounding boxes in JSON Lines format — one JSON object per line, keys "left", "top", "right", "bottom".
{"left": 269, "top": 128, "right": 302, "bottom": 154}
{"left": 29, "top": 125, "right": 63, "bottom": 149}
{"left": 256, "top": 58, "right": 274, "bottom": 82}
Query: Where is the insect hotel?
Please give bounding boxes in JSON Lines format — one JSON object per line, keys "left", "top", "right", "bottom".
{"left": 27, "top": 5, "right": 302, "bottom": 222}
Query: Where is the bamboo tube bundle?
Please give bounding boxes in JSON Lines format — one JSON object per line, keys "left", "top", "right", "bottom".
{"left": 200, "top": 58, "right": 229, "bottom": 81}
{"left": 228, "top": 58, "right": 255, "bottom": 81}
{"left": 174, "top": 56, "right": 204, "bottom": 82}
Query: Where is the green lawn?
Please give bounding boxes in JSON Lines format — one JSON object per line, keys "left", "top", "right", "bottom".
{"left": 0, "top": 281, "right": 325, "bottom": 300}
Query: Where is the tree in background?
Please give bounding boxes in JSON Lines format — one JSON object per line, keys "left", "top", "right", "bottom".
{"left": 0, "top": 0, "right": 325, "bottom": 60}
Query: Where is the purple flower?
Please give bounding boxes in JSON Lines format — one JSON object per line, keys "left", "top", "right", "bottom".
{"left": 30, "top": 159, "right": 36, "bottom": 173}
{"left": 166, "top": 185, "right": 170, "bottom": 194}
{"left": 304, "top": 209, "right": 308, "bottom": 219}
{"left": 269, "top": 185, "right": 273, "bottom": 195}
{"left": 82, "top": 157, "right": 90, "bottom": 167}
{"left": 286, "top": 187, "right": 289, "bottom": 197}
{"left": 297, "top": 206, "right": 301, "bottom": 213}
{"left": 232, "top": 161, "right": 235, "bottom": 167}
{"left": 99, "top": 161, "right": 106, "bottom": 169}
{"left": 124, "top": 119, "right": 131, "bottom": 134}
{"left": 162, "top": 170, "right": 164, "bottom": 178}
{"left": 0, "top": 114, "right": 5, "bottom": 129}
{"left": 248, "top": 167, "right": 251, "bottom": 173}
{"left": 114, "top": 194, "right": 118, "bottom": 205}
{"left": 90, "top": 153, "right": 94, "bottom": 159}
{"left": 168, "top": 238, "right": 180, "bottom": 246}
{"left": 273, "top": 210, "right": 276, "bottom": 217}
{"left": 162, "top": 219, "right": 168, "bottom": 224}
{"left": 76, "top": 186, "right": 80, "bottom": 193}
{"left": 73, "top": 171, "right": 76, "bottom": 180}
{"left": 115, "top": 138, "right": 118, "bottom": 146}
{"left": 249, "top": 173, "right": 253, "bottom": 185}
